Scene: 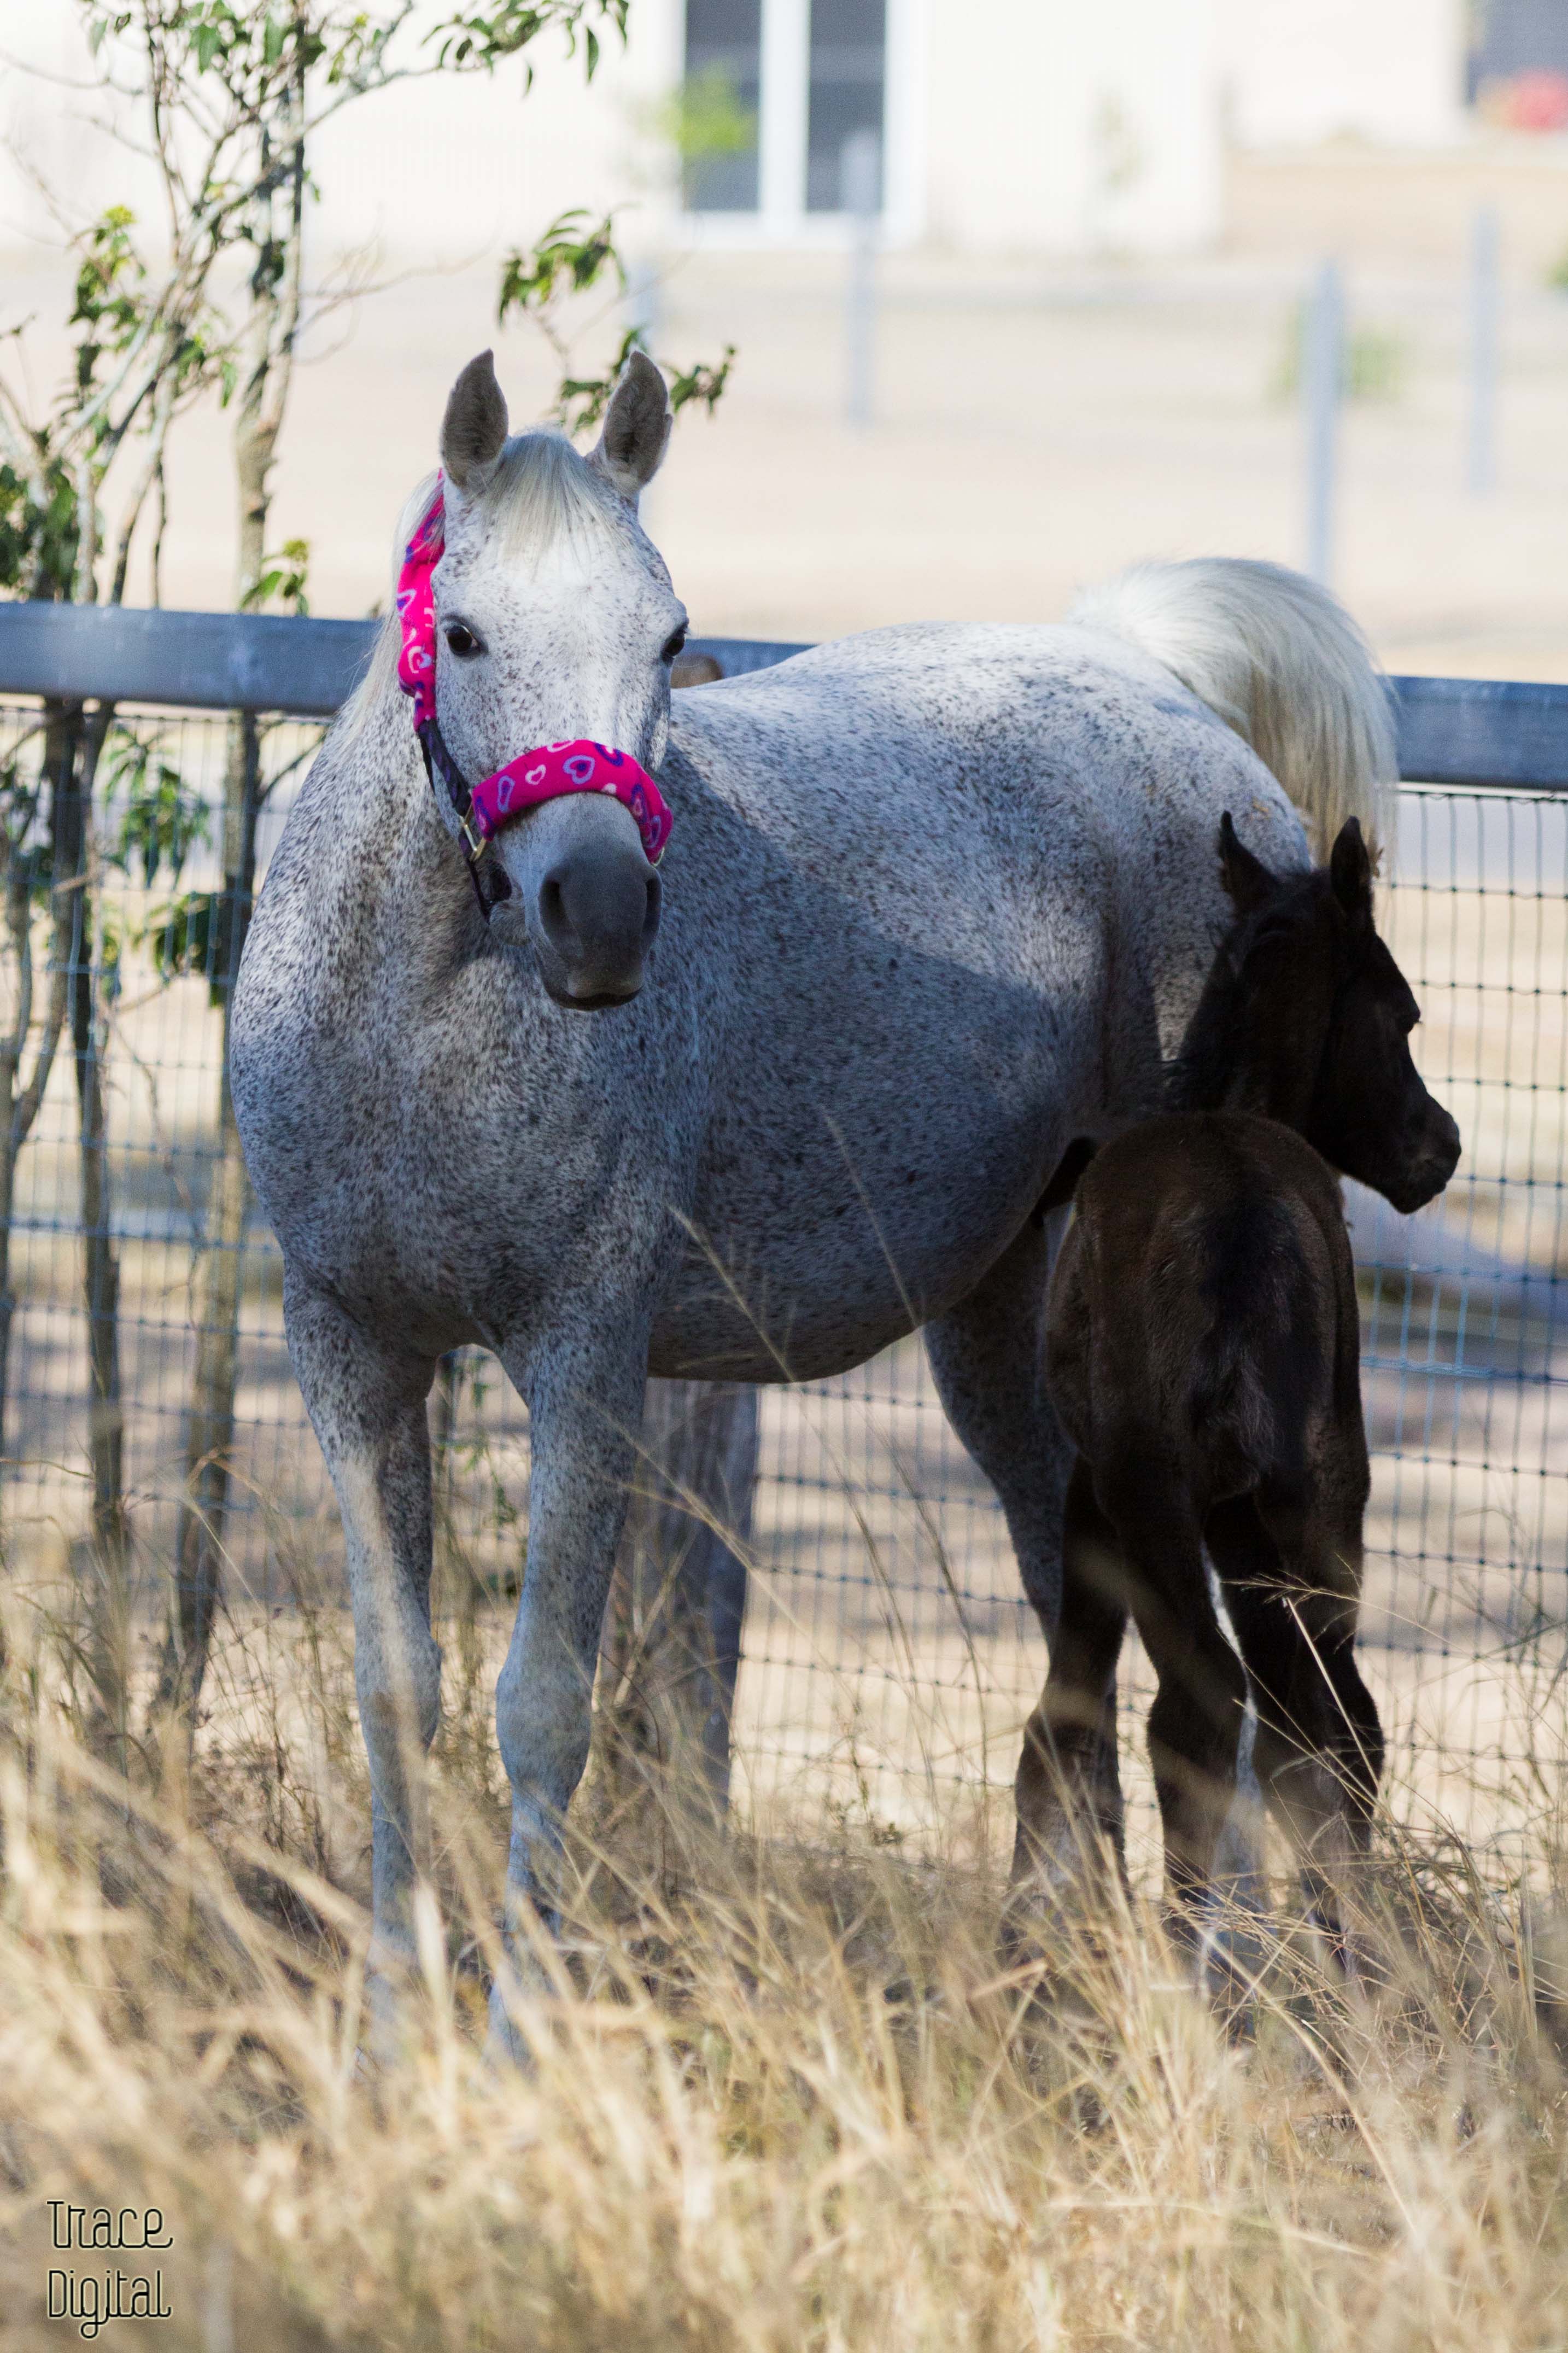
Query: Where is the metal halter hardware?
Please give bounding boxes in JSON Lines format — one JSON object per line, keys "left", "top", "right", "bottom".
{"left": 416, "top": 714, "right": 511, "bottom": 917}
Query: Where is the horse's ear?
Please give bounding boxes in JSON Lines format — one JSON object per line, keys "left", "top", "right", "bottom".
{"left": 441, "top": 351, "right": 509, "bottom": 496}
{"left": 589, "top": 349, "right": 672, "bottom": 504}
{"left": 1218, "top": 813, "right": 1278, "bottom": 915}
{"left": 1329, "top": 815, "right": 1374, "bottom": 924}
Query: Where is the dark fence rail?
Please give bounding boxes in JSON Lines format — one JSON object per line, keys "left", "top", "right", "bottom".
{"left": 1391, "top": 675, "right": 1568, "bottom": 792}
{"left": 0, "top": 602, "right": 812, "bottom": 717}
{"left": 2, "top": 602, "right": 1566, "bottom": 791}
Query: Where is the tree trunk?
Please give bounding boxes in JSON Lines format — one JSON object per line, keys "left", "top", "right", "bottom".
{"left": 0, "top": 702, "right": 75, "bottom": 1495}
{"left": 157, "top": 75, "right": 305, "bottom": 1723}
{"left": 156, "top": 716, "right": 262, "bottom": 1715}
{"left": 593, "top": 1379, "right": 758, "bottom": 1846}
{"left": 56, "top": 701, "right": 129, "bottom": 1755}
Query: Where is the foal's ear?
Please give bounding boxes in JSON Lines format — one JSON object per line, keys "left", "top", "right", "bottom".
{"left": 1217, "top": 813, "right": 1278, "bottom": 915}
{"left": 588, "top": 348, "right": 672, "bottom": 504}
{"left": 441, "top": 351, "right": 510, "bottom": 496}
{"left": 1329, "top": 816, "right": 1374, "bottom": 925}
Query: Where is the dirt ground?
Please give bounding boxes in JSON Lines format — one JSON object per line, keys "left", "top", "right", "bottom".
{"left": 8, "top": 144, "right": 1568, "bottom": 679}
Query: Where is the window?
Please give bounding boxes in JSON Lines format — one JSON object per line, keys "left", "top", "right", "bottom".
{"left": 806, "top": 0, "right": 886, "bottom": 213}
{"left": 683, "top": 0, "right": 763, "bottom": 213}
{"left": 1468, "top": 0, "right": 1568, "bottom": 90}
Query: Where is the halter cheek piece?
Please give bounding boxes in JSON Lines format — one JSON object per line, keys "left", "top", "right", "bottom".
{"left": 394, "top": 478, "right": 674, "bottom": 920}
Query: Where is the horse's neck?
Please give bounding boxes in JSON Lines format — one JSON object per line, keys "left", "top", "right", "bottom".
{"left": 335, "top": 688, "right": 465, "bottom": 903}
{"left": 1168, "top": 985, "right": 1306, "bottom": 1128}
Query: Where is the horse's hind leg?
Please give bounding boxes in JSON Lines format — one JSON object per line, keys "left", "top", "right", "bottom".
{"left": 1010, "top": 1454, "right": 1130, "bottom": 1913}
{"left": 1207, "top": 1487, "right": 1383, "bottom": 1951}
{"left": 284, "top": 1274, "right": 441, "bottom": 2054}
{"left": 1105, "top": 1469, "right": 1249, "bottom": 1947}
{"left": 923, "top": 1221, "right": 1127, "bottom": 1888}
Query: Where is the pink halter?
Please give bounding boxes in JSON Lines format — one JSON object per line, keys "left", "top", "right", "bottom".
{"left": 394, "top": 480, "right": 674, "bottom": 889}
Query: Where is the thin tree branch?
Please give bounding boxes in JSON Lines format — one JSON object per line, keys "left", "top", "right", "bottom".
{"left": 107, "top": 369, "right": 177, "bottom": 605}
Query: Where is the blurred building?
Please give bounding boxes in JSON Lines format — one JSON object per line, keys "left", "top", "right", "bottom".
{"left": 669, "top": 0, "right": 1222, "bottom": 254}
{"left": 3, "top": 0, "right": 1563, "bottom": 268}
{"left": 1220, "top": 0, "right": 1467, "bottom": 148}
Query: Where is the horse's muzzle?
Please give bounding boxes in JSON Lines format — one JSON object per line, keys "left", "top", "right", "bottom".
{"left": 496, "top": 792, "right": 662, "bottom": 1009}
{"left": 1382, "top": 1100, "right": 1462, "bottom": 1216}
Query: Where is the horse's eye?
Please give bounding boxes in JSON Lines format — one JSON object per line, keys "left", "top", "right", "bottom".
{"left": 660, "top": 624, "right": 688, "bottom": 666}
{"left": 444, "top": 622, "right": 482, "bottom": 658}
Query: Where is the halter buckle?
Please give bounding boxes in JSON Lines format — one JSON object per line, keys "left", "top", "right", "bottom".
{"left": 458, "top": 808, "right": 488, "bottom": 863}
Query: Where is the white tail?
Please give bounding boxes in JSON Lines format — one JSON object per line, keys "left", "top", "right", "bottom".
{"left": 1067, "top": 558, "right": 1396, "bottom": 867}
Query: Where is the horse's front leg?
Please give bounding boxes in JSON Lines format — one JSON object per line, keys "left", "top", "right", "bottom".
{"left": 488, "top": 1326, "right": 648, "bottom": 2060}
{"left": 283, "top": 1274, "right": 441, "bottom": 2054}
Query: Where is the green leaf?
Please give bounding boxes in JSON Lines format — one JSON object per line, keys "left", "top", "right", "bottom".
{"left": 143, "top": 890, "right": 223, "bottom": 996}
{"left": 0, "top": 457, "right": 81, "bottom": 603}
{"left": 654, "top": 65, "right": 758, "bottom": 172}
{"left": 666, "top": 342, "right": 736, "bottom": 418}
{"left": 239, "top": 537, "right": 311, "bottom": 617}
{"left": 496, "top": 208, "right": 623, "bottom": 329}
{"left": 105, "top": 731, "right": 210, "bottom": 889}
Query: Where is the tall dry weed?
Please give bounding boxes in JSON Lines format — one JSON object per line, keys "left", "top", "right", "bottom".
{"left": 0, "top": 1580, "right": 1565, "bottom": 2352}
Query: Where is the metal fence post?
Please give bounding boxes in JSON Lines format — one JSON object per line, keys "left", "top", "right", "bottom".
{"left": 1303, "top": 258, "right": 1343, "bottom": 587}
{"left": 842, "top": 130, "right": 881, "bottom": 429}
{"left": 1467, "top": 203, "right": 1500, "bottom": 497}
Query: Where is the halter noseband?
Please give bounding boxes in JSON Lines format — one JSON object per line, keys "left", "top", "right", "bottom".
{"left": 394, "top": 477, "right": 674, "bottom": 918}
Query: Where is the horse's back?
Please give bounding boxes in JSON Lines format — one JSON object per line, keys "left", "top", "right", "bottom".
{"left": 673, "top": 619, "right": 1254, "bottom": 832}
{"left": 669, "top": 618, "right": 1306, "bottom": 988}
{"left": 647, "top": 629, "right": 1309, "bottom": 1382}
{"left": 1048, "top": 1112, "right": 1358, "bottom": 1496}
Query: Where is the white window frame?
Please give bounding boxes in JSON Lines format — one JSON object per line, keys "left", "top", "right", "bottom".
{"left": 676, "top": 0, "right": 926, "bottom": 249}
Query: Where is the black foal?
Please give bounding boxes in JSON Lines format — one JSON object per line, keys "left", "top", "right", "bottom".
{"left": 1022, "top": 814, "right": 1460, "bottom": 1953}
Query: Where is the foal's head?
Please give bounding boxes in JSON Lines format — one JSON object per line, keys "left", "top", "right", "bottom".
{"left": 1173, "top": 814, "right": 1461, "bottom": 1213}
{"left": 389, "top": 349, "right": 687, "bottom": 1007}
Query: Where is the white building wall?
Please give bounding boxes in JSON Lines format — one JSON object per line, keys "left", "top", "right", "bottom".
{"left": 1, "top": 0, "right": 1475, "bottom": 276}
{"left": 1, "top": 0, "right": 1218, "bottom": 267}
{"left": 923, "top": 0, "right": 1222, "bottom": 256}
{"left": 309, "top": 12, "right": 681, "bottom": 265}
{"left": 1220, "top": 0, "right": 1467, "bottom": 148}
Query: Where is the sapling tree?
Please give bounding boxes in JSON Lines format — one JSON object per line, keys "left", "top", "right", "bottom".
{"left": 0, "top": 205, "right": 230, "bottom": 1707}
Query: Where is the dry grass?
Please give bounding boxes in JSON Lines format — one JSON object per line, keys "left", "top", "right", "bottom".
{"left": 0, "top": 1579, "right": 1566, "bottom": 2353}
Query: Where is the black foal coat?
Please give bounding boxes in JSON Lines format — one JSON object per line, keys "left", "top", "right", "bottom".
{"left": 1011, "top": 814, "right": 1459, "bottom": 1952}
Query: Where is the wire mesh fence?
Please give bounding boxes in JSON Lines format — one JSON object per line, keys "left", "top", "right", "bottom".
{"left": 0, "top": 697, "right": 1563, "bottom": 1866}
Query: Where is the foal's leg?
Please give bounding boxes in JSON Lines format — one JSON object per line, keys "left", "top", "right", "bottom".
{"left": 284, "top": 1275, "right": 441, "bottom": 2048}
{"left": 488, "top": 1326, "right": 648, "bottom": 2060}
{"left": 924, "top": 1219, "right": 1126, "bottom": 1870}
{"left": 1208, "top": 1486, "right": 1383, "bottom": 1946}
{"left": 1010, "top": 1454, "right": 1130, "bottom": 1911}
{"left": 1108, "top": 1469, "right": 1249, "bottom": 1943}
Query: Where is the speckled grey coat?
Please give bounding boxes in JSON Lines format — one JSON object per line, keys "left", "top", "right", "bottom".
{"left": 232, "top": 355, "right": 1391, "bottom": 2054}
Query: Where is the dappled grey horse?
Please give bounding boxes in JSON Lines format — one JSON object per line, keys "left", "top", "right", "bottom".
{"left": 232, "top": 349, "right": 1397, "bottom": 2053}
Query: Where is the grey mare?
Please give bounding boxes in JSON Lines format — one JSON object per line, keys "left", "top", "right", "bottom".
{"left": 232, "top": 351, "right": 1396, "bottom": 2053}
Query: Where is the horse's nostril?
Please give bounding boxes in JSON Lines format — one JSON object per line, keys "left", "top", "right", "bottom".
{"left": 539, "top": 873, "right": 569, "bottom": 942}
{"left": 642, "top": 872, "right": 662, "bottom": 948}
